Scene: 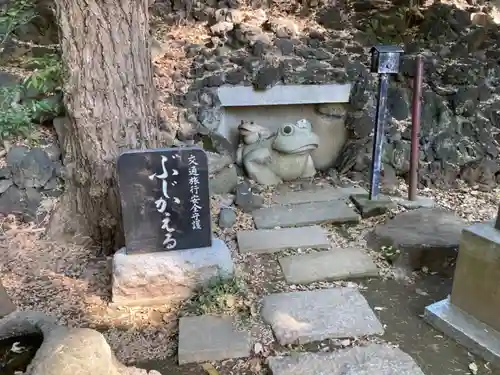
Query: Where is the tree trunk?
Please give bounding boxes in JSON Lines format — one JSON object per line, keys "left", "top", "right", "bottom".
{"left": 53, "top": 0, "right": 165, "bottom": 254}
{"left": 495, "top": 203, "right": 500, "bottom": 231}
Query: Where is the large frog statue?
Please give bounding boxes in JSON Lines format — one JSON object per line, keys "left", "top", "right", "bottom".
{"left": 235, "top": 119, "right": 320, "bottom": 185}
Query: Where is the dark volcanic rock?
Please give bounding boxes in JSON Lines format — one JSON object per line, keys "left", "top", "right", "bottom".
{"left": 11, "top": 148, "right": 54, "bottom": 189}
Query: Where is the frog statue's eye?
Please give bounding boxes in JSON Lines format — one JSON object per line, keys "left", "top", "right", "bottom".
{"left": 281, "top": 124, "right": 294, "bottom": 136}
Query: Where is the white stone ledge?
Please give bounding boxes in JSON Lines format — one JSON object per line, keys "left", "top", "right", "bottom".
{"left": 217, "top": 84, "right": 352, "bottom": 107}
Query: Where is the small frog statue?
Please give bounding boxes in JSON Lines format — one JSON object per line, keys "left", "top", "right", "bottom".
{"left": 235, "top": 119, "right": 320, "bottom": 185}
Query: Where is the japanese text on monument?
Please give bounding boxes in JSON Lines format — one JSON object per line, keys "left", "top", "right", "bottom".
{"left": 149, "top": 154, "right": 180, "bottom": 249}
{"left": 188, "top": 153, "right": 203, "bottom": 231}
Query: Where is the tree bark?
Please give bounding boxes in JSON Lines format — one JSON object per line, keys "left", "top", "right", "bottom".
{"left": 53, "top": 0, "right": 165, "bottom": 253}
{"left": 495, "top": 203, "right": 500, "bottom": 231}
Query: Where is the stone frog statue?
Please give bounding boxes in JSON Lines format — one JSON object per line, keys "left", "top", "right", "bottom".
{"left": 235, "top": 119, "right": 320, "bottom": 185}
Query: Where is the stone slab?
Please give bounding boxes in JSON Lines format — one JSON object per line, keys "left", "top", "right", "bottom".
{"left": 111, "top": 239, "right": 234, "bottom": 306}
{"left": 279, "top": 248, "right": 379, "bottom": 284}
{"left": 178, "top": 315, "right": 251, "bottom": 364}
{"left": 217, "top": 84, "right": 352, "bottom": 107}
{"left": 390, "top": 195, "right": 435, "bottom": 209}
{"left": 268, "top": 344, "right": 426, "bottom": 375}
{"left": 237, "top": 226, "right": 330, "bottom": 254}
{"left": 261, "top": 288, "right": 384, "bottom": 345}
{"left": 424, "top": 298, "right": 500, "bottom": 368}
{"left": 450, "top": 222, "right": 500, "bottom": 332}
{"left": 350, "top": 194, "right": 396, "bottom": 219}
{"left": 252, "top": 201, "right": 360, "bottom": 229}
{"left": 0, "top": 281, "right": 15, "bottom": 318}
{"left": 273, "top": 186, "right": 368, "bottom": 206}
{"left": 367, "top": 208, "right": 466, "bottom": 275}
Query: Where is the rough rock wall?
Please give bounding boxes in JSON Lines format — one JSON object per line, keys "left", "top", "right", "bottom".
{"left": 158, "top": 0, "right": 500, "bottom": 189}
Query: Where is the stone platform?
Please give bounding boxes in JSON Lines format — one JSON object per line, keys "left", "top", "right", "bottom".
{"left": 424, "top": 298, "right": 500, "bottom": 368}
{"left": 268, "top": 344, "right": 426, "bottom": 375}
{"left": 111, "top": 239, "right": 234, "bottom": 306}
{"left": 178, "top": 315, "right": 251, "bottom": 364}
{"left": 261, "top": 287, "right": 384, "bottom": 345}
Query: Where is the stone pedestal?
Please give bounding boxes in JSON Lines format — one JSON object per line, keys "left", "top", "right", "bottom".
{"left": 424, "top": 221, "right": 500, "bottom": 366}
{"left": 350, "top": 194, "right": 396, "bottom": 219}
{"left": 111, "top": 239, "right": 234, "bottom": 306}
{"left": 450, "top": 222, "right": 500, "bottom": 331}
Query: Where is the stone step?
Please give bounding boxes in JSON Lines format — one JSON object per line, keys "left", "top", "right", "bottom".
{"left": 252, "top": 201, "right": 360, "bottom": 229}
{"left": 279, "top": 248, "right": 379, "bottom": 284}
{"left": 261, "top": 287, "right": 384, "bottom": 345}
{"left": 237, "top": 226, "right": 330, "bottom": 254}
{"left": 178, "top": 315, "right": 251, "bottom": 364}
{"left": 268, "top": 344, "right": 426, "bottom": 375}
{"left": 273, "top": 186, "right": 367, "bottom": 205}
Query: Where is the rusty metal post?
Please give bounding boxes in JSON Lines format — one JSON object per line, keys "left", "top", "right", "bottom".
{"left": 409, "top": 55, "right": 424, "bottom": 201}
{"left": 495, "top": 204, "right": 500, "bottom": 231}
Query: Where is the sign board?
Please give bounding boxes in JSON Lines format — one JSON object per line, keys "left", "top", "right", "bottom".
{"left": 117, "top": 147, "right": 212, "bottom": 254}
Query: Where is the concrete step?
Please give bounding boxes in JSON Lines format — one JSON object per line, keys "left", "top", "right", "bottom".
{"left": 178, "top": 315, "right": 251, "bottom": 364}
{"left": 279, "top": 247, "right": 379, "bottom": 284}
{"left": 237, "top": 226, "right": 330, "bottom": 254}
{"left": 252, "top": 200, "right": 360, "bottom": 229}
{"left": 268, "top": 344, "right": 426, "bottom": 375}
{"left": 273, "top": 186, "right": 367, "bottom": 205}
{"left": 261, "top": 287, "right": 384, "bottom": 345}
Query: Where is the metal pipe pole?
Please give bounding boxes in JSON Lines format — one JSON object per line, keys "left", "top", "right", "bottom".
{"left": 409, "top": 55, "right": 424, "bottom": 201}
{"left": 495, "top": 204, "right": 500, "bottom": 231}
{"left": 369, "top": 74, "right": 390, "bottom": 200}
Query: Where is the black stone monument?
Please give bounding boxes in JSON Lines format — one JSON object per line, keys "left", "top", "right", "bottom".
{"left": 117, "top": 146, "right": 212, "bottom": 254}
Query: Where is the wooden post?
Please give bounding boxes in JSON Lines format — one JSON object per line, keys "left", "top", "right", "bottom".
{"left": 0, "top": 279, "right": 15, "bottom": 318}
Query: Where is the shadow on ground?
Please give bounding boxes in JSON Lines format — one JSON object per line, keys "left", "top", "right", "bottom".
{"left": 362, "top": 275, "right": 500, "bottom": 375}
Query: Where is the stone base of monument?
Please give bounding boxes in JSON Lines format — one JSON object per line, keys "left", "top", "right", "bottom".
{"left": 350, "top": 194, "right": 397, "bottom": 219}
{"left": 424, "top": 297, "right": 500, "bottom": 368}
{"left": 111, "top": 239, "right": 234, "bottom": 306}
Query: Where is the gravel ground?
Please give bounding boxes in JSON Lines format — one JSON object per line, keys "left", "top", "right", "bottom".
{"left": 0, "top": 172, "right": 498, "bottom": 367}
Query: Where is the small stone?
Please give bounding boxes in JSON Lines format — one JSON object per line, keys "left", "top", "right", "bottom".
{"left": 235, "top": 182, "right": 263, "bottom": 213}
{"left": 207, "top": 152, "right": 233, "bottom": 175}
{"left": 261, "top": 288, "right": 384, "bottom": 345}
{"left": 275, "top": 38, "right": 295, "bottom": 55}
{"left": 210, "top": 166, "right": 238, "bottom": 195}
{"left": 0, "top": 179, "right": 13, "bottom": 194}
{"left": 148, "top": 310, "right": 164, "bottom": 324}
{"left": 178, "top": 315, "right": 251, "bottom": 364}
{"left": 0, "top": 167, "right": 10, "bottom": 179}
{"left": 219, "top": 208, "right": 237, "bottom": 228}
{"left": 253, "top": 65, "right": 283, "bottom": 90}
{"left": 0, "top": 186, "right": 25, "bottom": 217}
{"left": 11, "top": 148, "right": 55, "bottom": 189}
{"left": 390, "top": 195, "right": 435, "bottom": 209}
{"left": 269, "top": 18, "right": 299, "bottom": 38}
{"left": 350, "top": 194, "right": 397, "bottom": 219}
{"left": 210, "top": 21, "right": 234, "bottom": 35}
{"left": 6, "top": 146, "right": 28, "bottom": 169}
{"left": 43, "top": 144, "right": 61, "bottom": 162}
